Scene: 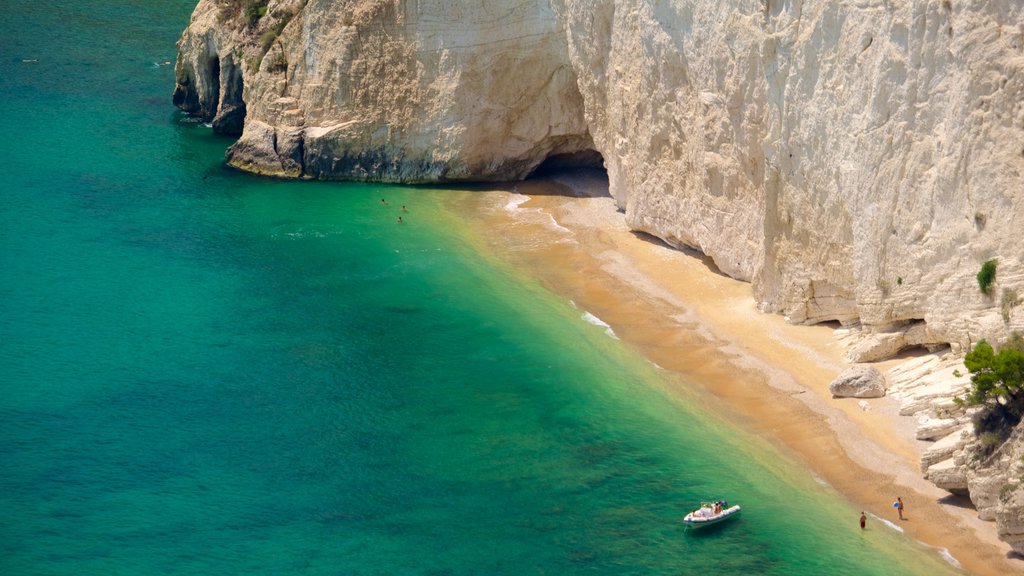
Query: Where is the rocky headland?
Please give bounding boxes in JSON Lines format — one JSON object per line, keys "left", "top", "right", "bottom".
{"left": 174, "top": 0, "right": 1024, "bottom": 556}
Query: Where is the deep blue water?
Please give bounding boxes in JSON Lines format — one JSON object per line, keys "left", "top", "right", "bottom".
{"left": 0, "top": 2, "right": 959, "bottom": 574}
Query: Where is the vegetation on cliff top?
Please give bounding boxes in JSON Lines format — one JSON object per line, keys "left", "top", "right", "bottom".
{"left": 218, "top": 0, "right": 268, "bottom": 26}
{"left": 963, "top": 336, "right": 1024, "bottom": 452}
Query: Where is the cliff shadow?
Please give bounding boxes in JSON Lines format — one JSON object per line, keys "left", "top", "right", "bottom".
{"left": 520, "top": 150, "right": 609, "bottom": 199}
{"left": 630, "top": 230, "right": 733, "bottom": 280}
{"left": 936, "top": 493, "right": 976, "bottom": 511}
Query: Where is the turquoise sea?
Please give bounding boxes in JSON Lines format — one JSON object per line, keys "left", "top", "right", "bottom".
{"left": 1, "top": 2, "right": 961, "bottom": 575}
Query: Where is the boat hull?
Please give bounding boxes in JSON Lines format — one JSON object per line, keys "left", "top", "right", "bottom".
{"left": 683, "top": 504, "right": 741, "bottom": 526}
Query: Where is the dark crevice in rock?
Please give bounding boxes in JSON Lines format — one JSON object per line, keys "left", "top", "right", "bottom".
{"left": 171, "top": 69, "right": 199, "bottom": 114}
{"left": 211, "top": 55, "right": 246, "bottom": 136}
{"left": 527, "top": 149, "right": 605, "bottom": 179}
{"left": 207, "top": 56, "right": 220, "bottom": 119}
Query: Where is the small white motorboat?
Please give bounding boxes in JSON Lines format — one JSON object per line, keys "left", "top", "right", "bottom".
{"left": 683, "top": 501, "right": 741, "bottom": 527}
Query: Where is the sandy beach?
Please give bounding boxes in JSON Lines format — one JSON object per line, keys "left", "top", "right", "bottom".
{"left": 451, "top": 170, "right": 1023, "bottom": 576}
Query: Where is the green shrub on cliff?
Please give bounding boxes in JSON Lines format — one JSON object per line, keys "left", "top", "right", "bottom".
{"left": 244, "top": 1, "right": 268, "bottom": 24}
{"left": 964, "top": 338, "right": 1024, "bottom": 405}
{"left": 977, "top": 258, "right": 997, "bottom": 295}
{"left": 218, "top": 0, "right": 267, "bottom": 25}
{"left": 259, "top": 11, "right": 294, "bottom": 53}
{"left": 963, "top": 337, "right": 1024, "bottom": 446}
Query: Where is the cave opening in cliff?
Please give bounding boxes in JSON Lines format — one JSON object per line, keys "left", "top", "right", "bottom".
{"left": 212, "top": 56, "right": 246, "bottom": 135}
{"left": 527, "top": 149, "right": 606, "bottom": 180}
{"left": 206, "top": 56, "right": 220, "bottom": 120}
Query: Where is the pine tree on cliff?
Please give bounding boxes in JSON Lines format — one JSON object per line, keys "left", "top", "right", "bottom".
{"left": 963, "top": 337, "right": 1024, "bottom": 435}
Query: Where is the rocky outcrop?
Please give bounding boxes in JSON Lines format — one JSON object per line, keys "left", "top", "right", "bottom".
{"left": 963, "top": 425, "right": 1024, "bottom": 554}
{"left": 891, "top": 352, "right": 1024, "bottom": 555}
{"left": 175, "top": 0, "right": 596, "bottom": 181}
{"left": 998, "top": 480, "right": 1024, "bottom": 558}
{"left": 828, "top": 365, "right": 885, "bottom": 398}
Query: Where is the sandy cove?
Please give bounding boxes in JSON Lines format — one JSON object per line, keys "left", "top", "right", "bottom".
{"left": 447, "top": 170, "right": 1022, "bottom": 576}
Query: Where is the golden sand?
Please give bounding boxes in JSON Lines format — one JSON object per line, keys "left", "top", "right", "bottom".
{"left": 448, "top": 171, "right": 1022, "bottom": 576}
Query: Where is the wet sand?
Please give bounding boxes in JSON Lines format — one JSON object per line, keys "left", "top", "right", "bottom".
{"left": 449, "top": 170, "right": 1022, "bottom": 576}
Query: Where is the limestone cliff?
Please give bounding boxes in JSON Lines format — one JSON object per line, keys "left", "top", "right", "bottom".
{"left": 175, "top": 0, "right": 1024, "bottom": 551}
{"left": 175, "top": 0, "right": 1024, "bottom": 355}
{"left": 175, "top": 0, "right": 594, "bottom": 181}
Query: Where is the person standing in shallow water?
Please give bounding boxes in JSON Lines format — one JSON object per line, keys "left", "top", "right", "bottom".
{"left": 860, "top": 511, "right": 866, "bottom": 529}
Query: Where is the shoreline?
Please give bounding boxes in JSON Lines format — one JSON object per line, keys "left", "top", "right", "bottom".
{"left": 449, "top": 170, "right": 1021, "bottom": 576}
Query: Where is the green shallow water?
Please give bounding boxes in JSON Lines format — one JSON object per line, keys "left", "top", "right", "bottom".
{"left": 1, "top": 2, "right": 961, "bottom": 574}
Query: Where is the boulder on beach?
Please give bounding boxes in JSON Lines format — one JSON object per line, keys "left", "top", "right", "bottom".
{"left": 829, "top": 366, "right": 886, "bottom": 398}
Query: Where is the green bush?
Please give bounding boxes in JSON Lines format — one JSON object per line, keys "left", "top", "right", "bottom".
{"left": 244, "top": 1, "right": 268, "bottom": 24}
{"left": 964, "top": 338, "right": 1024, "bottom": 445}
{"left": 977, "top": 259, "right": 997, "bottom": 295}
{"left": 964, "top": 339, "right": 1024, "bottom": 405}
{"left": 259, "top": 11, "right": 294, "bottom": 54}
{"left": 260, "top": 30, "right": 278, "bottom": 52}
{"left": 977, "top": 431, "right": 1004, "bottom": 456}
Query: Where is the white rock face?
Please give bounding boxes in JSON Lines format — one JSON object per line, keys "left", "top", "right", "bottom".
{"left": 176, "top": 0, "right": 595, "bottom": 182}
{"left": 998, "top": 481, "right": 1024, "bottom": 557}
{"left": 925, "top": 456, "right": 969, "bottom": 494}
{"left": 175, "top": 0, "right": 1024, "bottom": 356}
{"left": 556, "top": 0, "right": 1024, "bottom": 353}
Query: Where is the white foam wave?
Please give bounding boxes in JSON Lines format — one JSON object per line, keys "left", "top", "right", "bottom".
{"left": 504, "top": 194, "right": 530, "bottom": 212}
{"left": 868, "top": 513, "right": 904, "bottom": 533}
{"left": 866, "top": 515, "right": 961, "bottom": 569}
{"left": 542, "top": 212, "right": 572, "bottom": 234}
{"left": 810, "top": 474, "right": 831, "bottom": 488}
{"left": 502, "top": 194, "right": 574, "bottom": 236}
{"left": 581, "top": 311, "right": 610, "bottom": 328}
{"left": 935, "top": 547, "right": 961, "bottom": 569}
{"left": 581, "top": 312, "right": 618, "bottom": 339}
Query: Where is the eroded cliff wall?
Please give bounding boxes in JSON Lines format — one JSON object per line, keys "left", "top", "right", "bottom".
{"left": 176, "top": 0, "right": 594, "bottom": 181}
{"left": 175, "top": 0, "right": 1024, "bottom": 356}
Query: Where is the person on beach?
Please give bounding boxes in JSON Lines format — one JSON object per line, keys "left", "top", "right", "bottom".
{"left": 896, "top": 497, "right": 904, "bottom": 520}
{"left": 860, "top": 511, "right": 866, "bottom": 529}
